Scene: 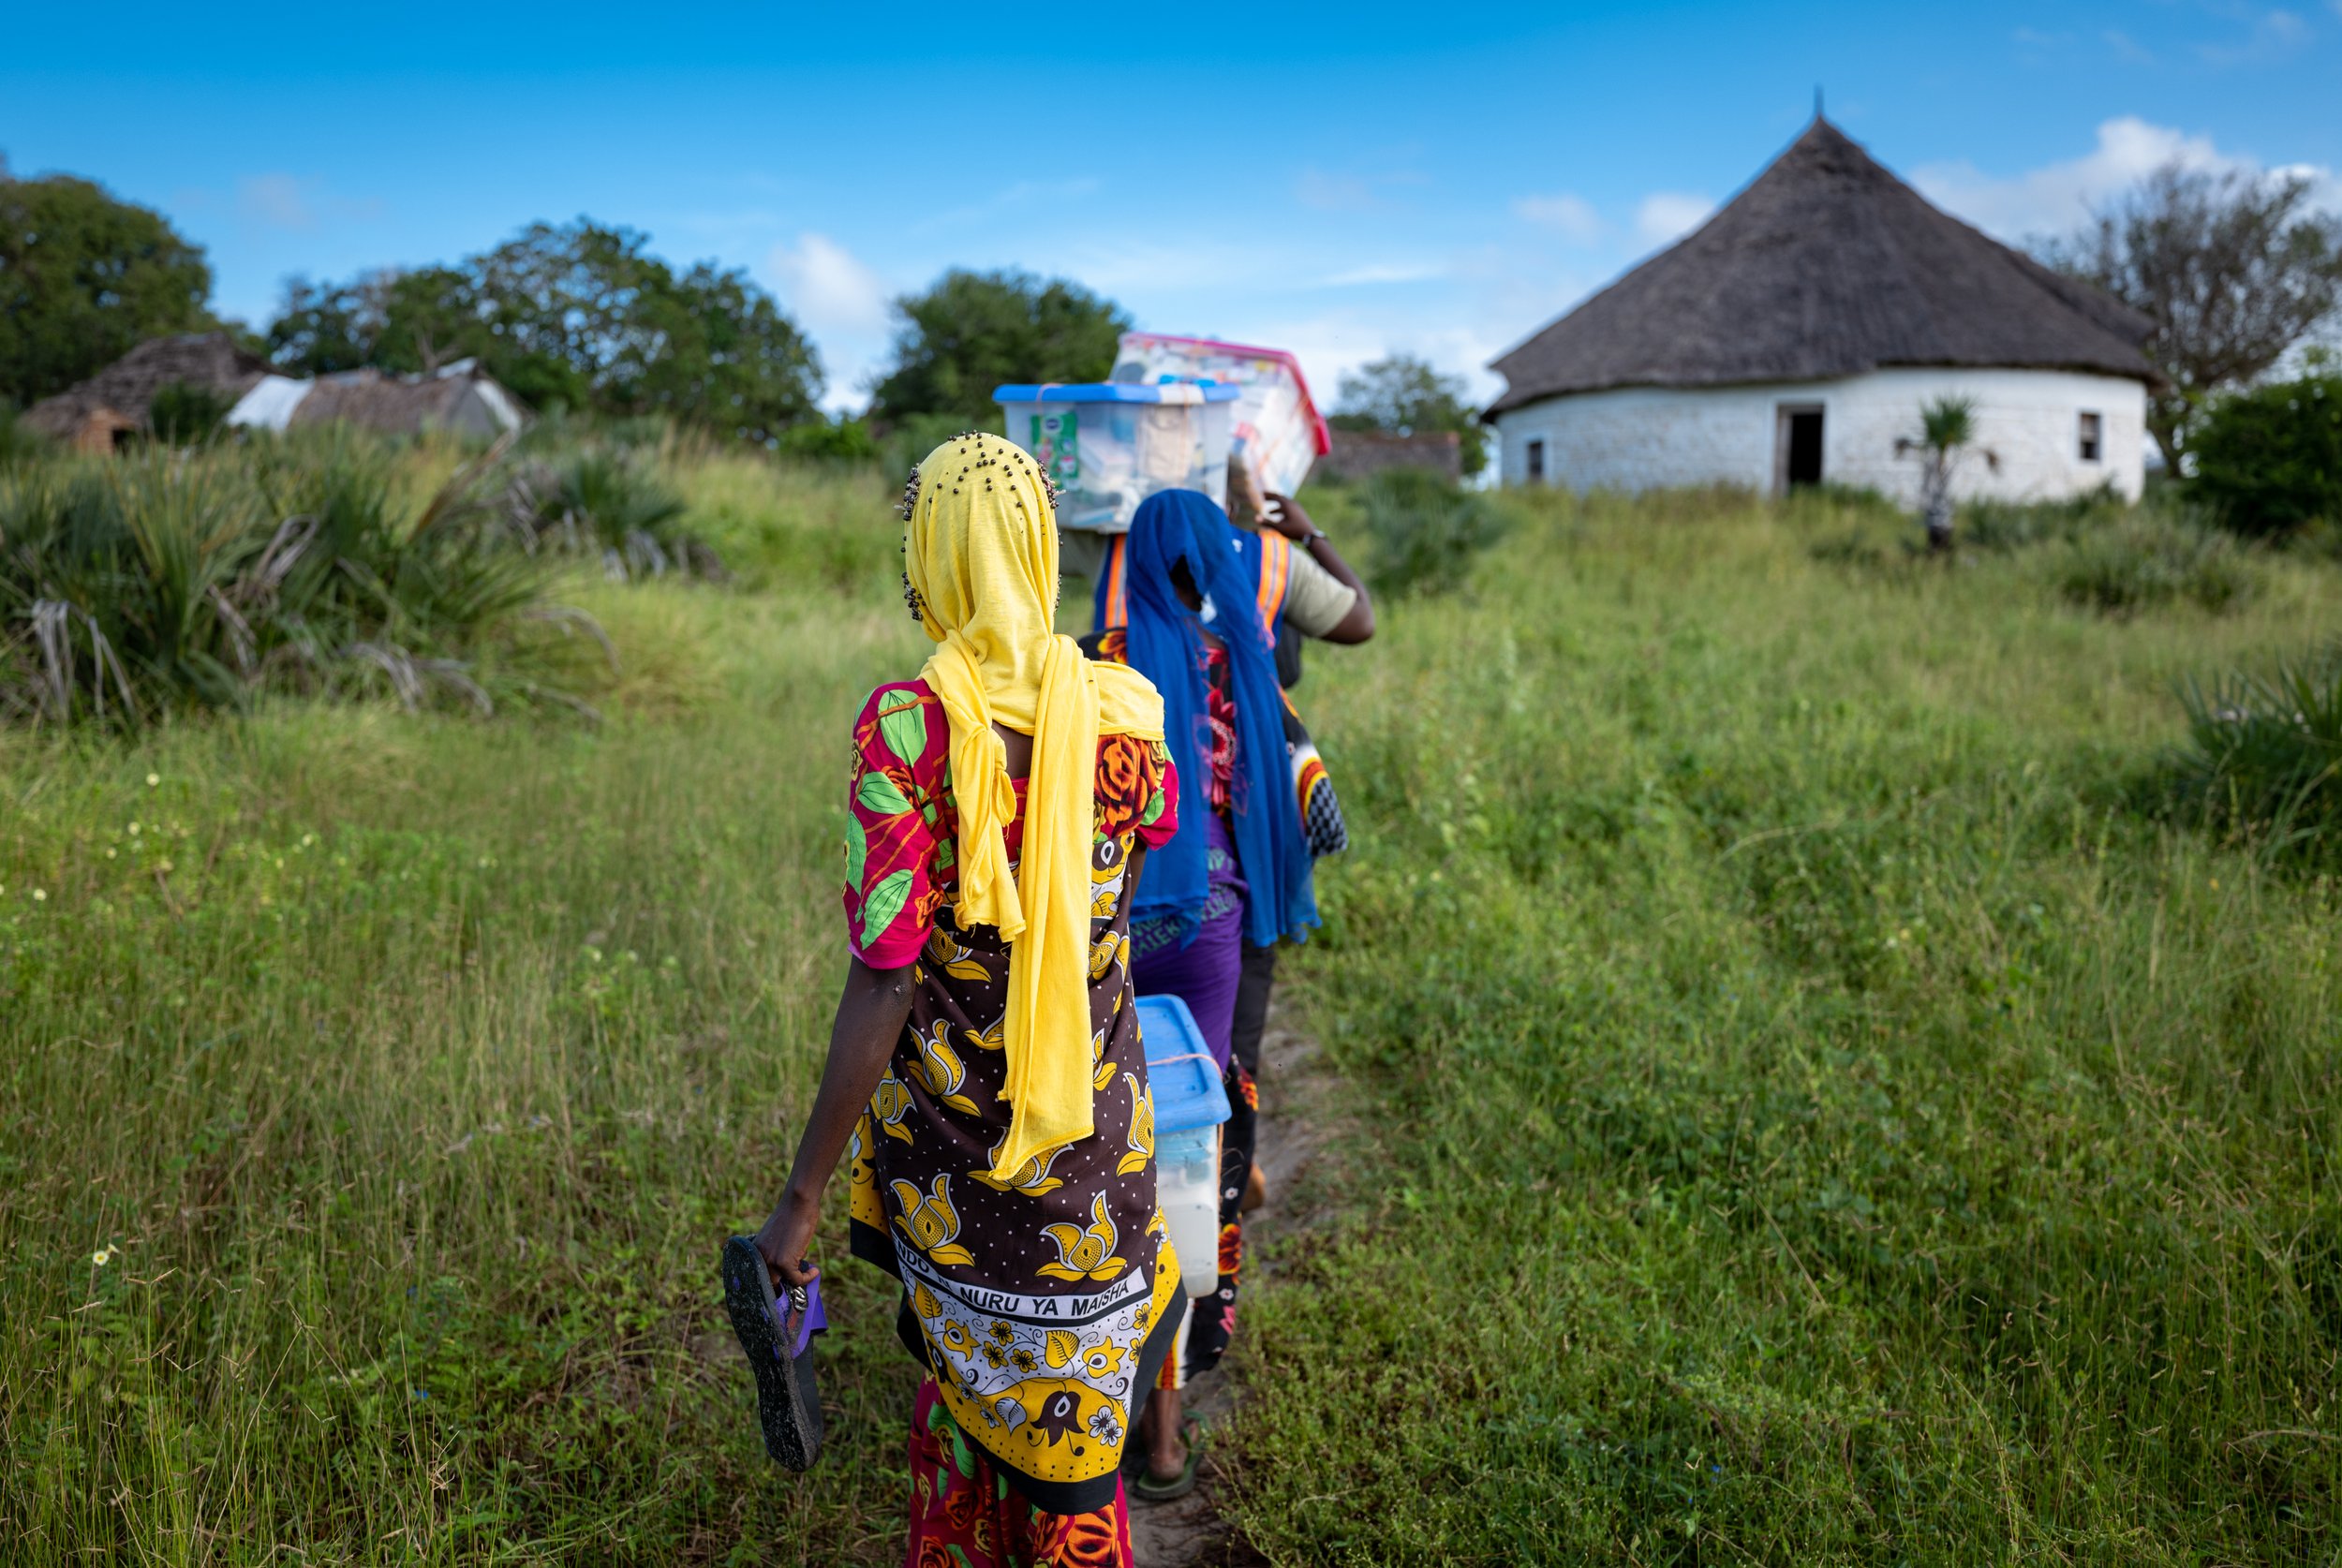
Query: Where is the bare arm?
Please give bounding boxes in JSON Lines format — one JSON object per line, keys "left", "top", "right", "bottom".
{"left": 753, "top": 955, "right": 917, "bottom": 1288}
{"left": 1264, "top": 492, "right": 1375, "bottom": 643}
{"left": 751, "top": 842, "right": 1152, "bottom": 1291}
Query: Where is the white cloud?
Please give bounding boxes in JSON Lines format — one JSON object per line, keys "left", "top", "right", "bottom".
{"left": 911, "top": 178, "right": 1104, "bottom": 234}
{"left": 1207, "top": 310, "right": 1508, "bottom": 412}
{"left": 235, "top": 173, "right": 382, "bottom": 231}
{"left": 1633, "top": 191, "right": 1714, "bottom": 247}
{"left": 762, "top": 233, "right": 898, "bottom": 412}
{"left": 1319, "top": 261, "right": 1446, "bottom": 287}
{"left": 764, "top": 232, "right": 892, "bottom": 336}
{"left": 1511, "top": 191, "right": 1606, "bottom": 244}
{"left": 2102, "top": 28, "right": 2156, "bottom": 64}
{"left": 1294, "top": 168, "right": 1380, "bottom": 214}
{"left": 1055, "top": 239, "right": 1298, "bottom": 296}
{"left": 1908, "top": 115, "right": 2342, "bottom": 240}
{"left": 2197, "top": 5, "right": 2313, "bottom": 64}
{"left": 238, "top": 173, "right": 315, "bottom": 229}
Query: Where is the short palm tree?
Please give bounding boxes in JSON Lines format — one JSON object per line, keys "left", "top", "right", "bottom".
{"left": 1895, "top": 396, "right": 2000, "bottom": 552}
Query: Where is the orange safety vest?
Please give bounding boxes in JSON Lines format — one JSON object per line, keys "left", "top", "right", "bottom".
{"left": 1097, "top": 528, "right": 1291, "bottom": 631}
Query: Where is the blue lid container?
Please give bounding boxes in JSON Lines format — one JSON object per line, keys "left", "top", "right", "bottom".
{"left": 991, "top": 381, "right": 1241, "bottom": 405}
{"left": 994, "top": 381, "right": 1241, "bottom": 532}
{"left": 1135, "top": 994, "right": 1230, "bottom": 1132}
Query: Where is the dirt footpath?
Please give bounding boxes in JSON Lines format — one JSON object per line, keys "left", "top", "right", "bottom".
{"left": 1130, "top": 1012, "right": 1329, "bottom": 1568}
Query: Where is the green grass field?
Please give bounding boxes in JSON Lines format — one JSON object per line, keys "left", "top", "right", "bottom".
{"left": 3, "top": 457, "right": 2336, "bottom": 1564}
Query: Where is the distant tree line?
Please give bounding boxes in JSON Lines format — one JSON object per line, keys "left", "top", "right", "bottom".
{"left": 0, "top": 159, "right": 1144, "bottom": 449}
{"left": 2, "top": 155, "right": 1492, "bottom": 468}
{"left": 267, "top": 222, "right": 824, "bottom": 445}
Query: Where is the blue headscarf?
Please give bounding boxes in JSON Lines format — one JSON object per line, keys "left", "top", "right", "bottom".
{"left": 1101, "top": 491, "right": 1317, "bottom": 950}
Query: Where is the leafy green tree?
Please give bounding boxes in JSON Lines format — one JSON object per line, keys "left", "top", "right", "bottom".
{"left": 2188, "top": 373, "right": 2342, "bottom": 539}
{"left": 636, "top": 259, "right": 824, "bottom": 444}
{"left": 1330, "top": 354, "right": 1489, "bottom": 476}
{"left": 869, "top": 269, "right": 1129, "bottom": 427}
{"left": 265, "top": 222, "right": 823, "bottom": 442}
{"left": 2041, "top": 162, "right": 2342, "bottom": 469}
{"left": 0, "top": 166, "right": 215, "bottom": 406}
{"left": 266, "top": 268, "right": 470, "bottom": 377}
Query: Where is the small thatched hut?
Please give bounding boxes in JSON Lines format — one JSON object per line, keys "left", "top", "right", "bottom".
{"left": 1485, "top": 118, "right": 2158, "bottom": 503}
{"left": 229, "top": 364, "right": 526, "bottom": 440}
{"left": 22, "top": 333, "right": 274, "bottom": 453}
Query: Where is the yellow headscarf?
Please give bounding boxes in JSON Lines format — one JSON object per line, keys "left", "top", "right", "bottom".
{"left": 904, "top": 433, "right": 1164, "bottom": 1178}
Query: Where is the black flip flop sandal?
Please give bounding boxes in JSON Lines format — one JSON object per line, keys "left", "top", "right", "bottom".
{"left": 1132, "top": 1415, "right": 1203, "bottom": 1502}
{"left": 721, "top": 1235, "right": 825, "bottom": 1471}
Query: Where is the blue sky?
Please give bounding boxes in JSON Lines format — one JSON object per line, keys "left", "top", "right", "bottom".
{"left": 5, "top": 2, "right": 2338, "bottom": 411}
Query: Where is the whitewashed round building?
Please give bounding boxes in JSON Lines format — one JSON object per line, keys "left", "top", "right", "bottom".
{"left": 1486, "top": 119, "right": 2158, "bottom": 505}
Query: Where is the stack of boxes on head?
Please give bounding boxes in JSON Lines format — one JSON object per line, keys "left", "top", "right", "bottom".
{"left": 994, "top": 333, "right": 1330, "bottom": 534}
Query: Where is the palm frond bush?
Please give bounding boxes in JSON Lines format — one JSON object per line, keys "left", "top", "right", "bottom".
{"left": 2173, "top": 643, "right": 2342, "bottom": 862}
{"left": 511, "top": 448, "right": 721, "bottom": 581}
{"left": 0, "top": 436, "right": 595, "bottom": 727}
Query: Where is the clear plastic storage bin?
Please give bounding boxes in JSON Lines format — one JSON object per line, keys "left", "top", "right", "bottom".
{"left": 1113, "top": 334, "right": 1330, "bottom": 501}
{"left": 1135, "top": 994, "right": 1230, "bottom": 1299}
{"left": 1154, "top": 1121, "right": 1221, "bottom": 1299}
{"left": 995, "top": 382, "right": 1238, "bottom": 533}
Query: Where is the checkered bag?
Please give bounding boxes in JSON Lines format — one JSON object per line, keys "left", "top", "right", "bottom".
{"left": 1281, "top": 693, "right": 1349, "bottom": 859}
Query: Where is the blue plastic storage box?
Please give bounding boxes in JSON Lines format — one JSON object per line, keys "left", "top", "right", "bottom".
{"left": 1134, "top": 993, "right": 1230, "bottom": 1132}
{"left": 994, "top": 381, "right": 1239, "bottom": 532}
{"left": 1136, "top": 992, "right": 1228, "bottom": 1299}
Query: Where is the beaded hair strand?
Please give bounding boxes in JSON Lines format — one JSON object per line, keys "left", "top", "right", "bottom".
{"left": 894, "top": 439, "right": 1065, "bottom": 624}
{"left": 897, "top": 464, "right": 926, "bottom": 622}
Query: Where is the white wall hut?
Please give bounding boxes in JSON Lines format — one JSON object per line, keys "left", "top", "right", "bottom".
{"left": 228, "top": 361, "right": 526, "bottom": 439}
{"left": 1486, "top": 120, "right": 2158, "bottom": 505}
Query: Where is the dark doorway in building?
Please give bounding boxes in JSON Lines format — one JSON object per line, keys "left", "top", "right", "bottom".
{"left": 1776, "top": 404, "right": 1825, "bottom": 491}
{"left": 1525, "top": 438, "right": 1546, "bottom": 484}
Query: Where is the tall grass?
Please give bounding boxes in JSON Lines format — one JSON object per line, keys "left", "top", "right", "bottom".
{"left": 1227, "top": 485, "right": 2342, "bottom": 1564}
{"left": 0, "top": 585, "right": 935, "bottom": 1563}
{"left": 2, "top": 475, "right": 2336, "bottom": 1563}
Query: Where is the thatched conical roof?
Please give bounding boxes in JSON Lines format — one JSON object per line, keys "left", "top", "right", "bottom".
{"left": 1487, "top": 119, "right": 2156, "bottom": 415}
{"left": 22, "top": 332, "right": 275, "bottom": 436}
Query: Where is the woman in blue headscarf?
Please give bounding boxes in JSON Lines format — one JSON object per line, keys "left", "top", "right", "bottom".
{"left": 1082, "top": 488, "right": 1315, "bottom": 1501}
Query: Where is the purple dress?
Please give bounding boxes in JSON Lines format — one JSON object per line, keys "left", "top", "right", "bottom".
{"left": 1130, "top": 810, "right": 1246, "bottom": 1071}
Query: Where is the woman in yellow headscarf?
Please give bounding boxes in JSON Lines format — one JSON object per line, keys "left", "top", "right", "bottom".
{"left": 741, "top": 434, "right": 1185, "bottom": 1563}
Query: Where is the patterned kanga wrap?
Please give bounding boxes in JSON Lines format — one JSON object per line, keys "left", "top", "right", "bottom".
{"left": 906, "top": 1378, "right": 1134, "bottom": 1567}
{"left": 840, "top": 680, "right": 1186, "bottom": 1515}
